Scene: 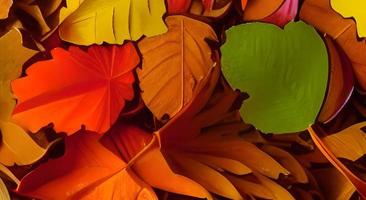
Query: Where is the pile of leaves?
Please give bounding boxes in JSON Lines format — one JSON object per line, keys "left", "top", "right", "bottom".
{"left": 0, "top": 0, "right": 366, "bottom": 199}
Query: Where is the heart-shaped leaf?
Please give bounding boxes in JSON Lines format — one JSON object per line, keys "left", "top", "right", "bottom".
{"left": 221, "top": 21, "right": 329, "bottom": 133}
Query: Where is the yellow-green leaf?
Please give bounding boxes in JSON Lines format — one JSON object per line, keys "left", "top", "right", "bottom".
{"left": 59, "top": 0, "right": 167, "bottom": 45}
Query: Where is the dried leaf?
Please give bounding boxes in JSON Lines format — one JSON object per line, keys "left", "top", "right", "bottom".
{"left": 0, "top": 163, "right": 20, "bottom": 185}
{"left": 17, "top": 131, "right": 157, "bottom": 200}
{"left": 0, "top": 0, "right": 12, "bottom": 19}
{"left": 221, "top": 21, "right": 328, "bottom": 133}
{"left": 242, "top": 0, "right": 284, "bottom": 21}
{"left": 331, "top": 0, "right": 366, "bottom": 38}
{"left": 59, "top": 0, "right": 167, "bottom": 45}
{"left": 322, "top": 121, "right": 366, "bottom": 161}
{"left": 300, "top": 0, "right": 366, "bottom": 91}
{"left": 137, "top": 16, "right": 218, "bottom": 120}
{"left": 308, "top": 125, "right": 366, "bottom": 199}
{"left": 12, "top": 43, "right": 139, "bottom": 134}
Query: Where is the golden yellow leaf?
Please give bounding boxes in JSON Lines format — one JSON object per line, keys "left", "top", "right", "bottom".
{"left": 0, "top": 178, "right": 10, "bottom": 200}
{"left": 0, "top": 163, "right": 19, "bottom": 185}
{"left": 59, "top": 0, "right": 167, "bottom": 45}
{"left": 255, "top": 173, "right": 295, "bottom": 200}
{"left": 331, "top": 0, "right": 366, "bottom": 38}
{"left": 323, "top": 121, "right": 366, "bottom": 161}
{"left": 0, "top": 0, "right": 12, "bottom": 19}
{"left": 137, "top": 15, "right": 218, "bottom": 120}
{"left": 0, "top": 28, "right": 48, "bottom": 167}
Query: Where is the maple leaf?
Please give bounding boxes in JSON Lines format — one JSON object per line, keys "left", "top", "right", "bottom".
{"left": 12, "top": 43, "right": 139, "bottom": 134}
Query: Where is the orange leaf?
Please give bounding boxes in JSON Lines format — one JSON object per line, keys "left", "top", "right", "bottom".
{"left": 17, "top": 131, "right": 157, "bottom": 200}
{"left": 137, "top": 16, "right": 218, "bottom": 120}
{"left": 167, "top": 0, "right": 214, "bottom": 14}
{"left": 12, "top": 43, "right": 139, "bottom": 134}
{"left": 300, "top": 0, "right": 366, "bottom": 91}
{"left": 243, "top": 0, "right": 284, "bottom": 21}
{"left": 308, "top": 125, "right": 366, "bottom": 199}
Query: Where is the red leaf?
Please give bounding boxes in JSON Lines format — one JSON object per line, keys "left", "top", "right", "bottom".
{"left": 12, "top": 43, "right": 139, "bottom": 134}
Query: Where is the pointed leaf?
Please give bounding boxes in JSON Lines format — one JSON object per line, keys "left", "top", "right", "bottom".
{"left": 12, "top": 43, "right": 139, "bottom": 134}
{"left": 0, "top": 178, "right": 10, "bottom": 200}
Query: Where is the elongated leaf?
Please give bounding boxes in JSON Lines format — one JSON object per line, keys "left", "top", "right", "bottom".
{"left": 221, "top": 21, "right": 328, "bottom": 133}
{"left": 0, "top": 178, "right": 10, "bottom": 200}
{"left": 59, "top": 0, "right": 167, "bottom": 45}
{"left": 331, "top": 0, "right": 366, "bottom": 38}
{"left": 12, "top": 43, "right": 139, "bottom": 134}
{"left": 137, "top": 15, "right": 218, "bottom": 120}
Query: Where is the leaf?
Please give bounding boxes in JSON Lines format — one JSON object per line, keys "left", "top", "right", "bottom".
{"left": 59, "top": 0, "right": 167, "bottom": 45}
{"left": 322, "top": 121, "right": 366, "bottom": 161}
{"left": 0, "top": 178, "right": 10, "bottom": 200}
{"left": 242, "top": 0, "right": 284, "bottom": 21}
{"left": 300, "top": 0, "right": 366, "bottom": 91}
{"left": 318, "top": 36, "right": 354, "bottom": 123}
{"left": 17, "top": 131, "right": 157, "bottom": 200}
{"left": 12, "top": 43, "right": 139, "bottom": 134}
{"left": 261, "top": 0, "right": 298, "bottom": 27}
{"left": 167, "top": 0, "right": 191, "bottom": 13}
{"left": 221, "top": 21, "right": 329, "bottom": 133}
{"left": 331, "top": 0, "right": 366, "bottom": 38}
{"left": 0, "top": 0, "right": 12, "bottom": 19}
{"left": 137, "top": 15, "right": 218, "bottom": 120}
{"left": 0, "top": 163, "right": 20, "bottom": 185}
{"left": 308, "top": 124, "right": 366, "bottom": 199}
{"left": 313, "top": 168, "right": 356, "bottom": 200}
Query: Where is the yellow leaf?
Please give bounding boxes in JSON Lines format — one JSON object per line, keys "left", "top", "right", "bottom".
{"left": 0, "top": 178, "right": 10, "bottom": 200}
{"left": 0, "top": 0, "right": 12, "bottom": 19}
{"left": 255, "top": 173, "right": 295, "bottom": 200}
{"left": 331, "top": 0, "right": 366, "bottom": 38}
{"left": 59, "top": 0, "right": 167, "bottom": 45}
{"left": 323, "top": 121, "right": 366, "bottom": 161}
{"left": 0, "top": 121, "right": 50, "bottom": 166}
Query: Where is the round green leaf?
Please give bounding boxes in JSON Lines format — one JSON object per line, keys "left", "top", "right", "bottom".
{"left": 221, "top": 21, "right": 328, "bottom": 134}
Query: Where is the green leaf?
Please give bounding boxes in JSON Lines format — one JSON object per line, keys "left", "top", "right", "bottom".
{"left": 221, "top": 21, "right": 328, "bottom": 134}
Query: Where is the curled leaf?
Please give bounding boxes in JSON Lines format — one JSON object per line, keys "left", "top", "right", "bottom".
{"left": 12, "top": 43, "right": 139, "bottom": 134}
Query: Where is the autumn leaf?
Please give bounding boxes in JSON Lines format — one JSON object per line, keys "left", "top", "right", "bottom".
{"left": 0, "top": 178, "right": 10, "bottom": 200}
{"left": 12, "top": 43, "right": 139, "bottom": 134}
{"left": 59, "top": 0, "right": 167, "bottom": 45}
{"left": 17, "top": 131, "right": 157, "bottom": 200}
{"left": 318, "top": 36, "right": 354, "bottom": 123}
{"left": 331, "top": 0, "right": 366, "bottom": 38}
{"left": 137, "top": 15, "right": 218, "bottom": 120}
{"left": 0, "top": 0, "right": 12, "bottom": 19}
{"left": 0, "top": 28, "right": 51, "bottom": 167}
{"left": 167, "top": 0, "right": 214, "bottom": 14}
{"left": 308, "top": 124, "right": 366, "bottom": 199}
{"left": 221, "top": 21, "right": 329, "bottom": 134}
{"left": 300, "top": 0, "right": 366, "bottom": 91}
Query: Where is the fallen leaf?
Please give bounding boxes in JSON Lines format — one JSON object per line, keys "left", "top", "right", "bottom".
{"left": 0, "top": 163, "right": 20, "bottom": 185}
{"left": 0, "top": 28, "right": 49, "bottom": 167}
{"left": 242, "top": 0, "right": 284, "bottom": 21}
{"left": 17, "top": 131, "right": 157, "bottom": 200}
{"left": 308, "top": 124, "right": 366, "bottom": 199}
{"left": 59, "top": 0, "right": 167, "bottom": 45}
{"left": 221, "top": 21, "right": 329, "bottom": 133}
{"left": 0, "top": 0, "right": 12, "bottom": 19}
{"left": 312, "top": 168, "right": 356, "bottom": 200}
{"left": 167, "top": 0, "right": 191, "bottom": 13}
{"left": 0, "top": 178, "right": 10, "bottom": 200}
{"left": 137, "top": 15, "right": 218, "bottom": 120}
{"left": 331, "top": 0, "right": 366, "bottom": 38}
{"left": 12, "top": 43, "right": 139, "bottom": 134}
{"left": 254, "top": 173, "right": 295, "bottom": 200}
{"left": 318, "top": 36, "right": 354, "bottom": 123}
{"left": 300, "top": 0, "right": 366, "bottom": 91}
{"left": 322, "top": 121, "right": 366, "bottom": 161}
